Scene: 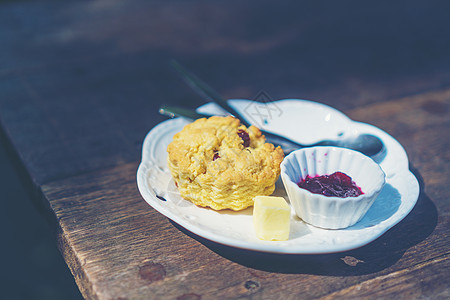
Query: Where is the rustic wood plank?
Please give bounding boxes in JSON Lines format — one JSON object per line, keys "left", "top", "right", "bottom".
{"left": 0, "top": 65, "right": 169, "bottom": 186}
{"left": 1, "top": 0, "right": 450, "bottom": 189}
{"left": 41, "top": 88, "right": 449, "bottom": 299}
{"left": 43, "top": 156, "right": 447, "bottom": 299}
{"left": 322, "top": 255, "right": 449, "bottom": 299}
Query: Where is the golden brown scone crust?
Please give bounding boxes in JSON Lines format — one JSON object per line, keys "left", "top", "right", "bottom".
{"left": 167, "top": 116, "right": 284, "bottom": 211}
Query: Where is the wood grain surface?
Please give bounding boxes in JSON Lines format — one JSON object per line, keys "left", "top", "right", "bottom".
{"left": 41, "top": 88, "right": 449, "bottom": 299}
{"left": 1, "top": 0, "right": 449, "bottom": 299}
{"left": 1, "top": 0, "right": 450, "bottom": 186}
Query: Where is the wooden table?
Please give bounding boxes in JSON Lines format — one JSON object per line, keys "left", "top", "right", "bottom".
{"left": 1, "top": 1, "right": 449, "bottom": 299}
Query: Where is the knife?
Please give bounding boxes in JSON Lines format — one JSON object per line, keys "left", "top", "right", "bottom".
{"left": 170, "top": 60, "right": 251, "bottom": 128}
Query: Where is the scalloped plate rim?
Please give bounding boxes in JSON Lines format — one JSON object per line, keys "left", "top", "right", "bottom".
{"left": 137, "top": 99, "right": 419, "bottom": 254}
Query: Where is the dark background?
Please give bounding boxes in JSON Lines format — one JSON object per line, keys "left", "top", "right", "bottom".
{"left": 1, "top": 0, "right": 449, "bottom": 299}
{"left": 0, "top": 134, "right": 83, "bottom": 299}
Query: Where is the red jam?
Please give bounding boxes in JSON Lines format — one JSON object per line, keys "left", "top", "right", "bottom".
{"left": 297, "top": 172, "right": 363, "bottom": 198}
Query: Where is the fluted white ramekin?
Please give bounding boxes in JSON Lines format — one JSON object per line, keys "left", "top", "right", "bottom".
{"left": 281, "top": 146, "right": 386, "bottom": 229}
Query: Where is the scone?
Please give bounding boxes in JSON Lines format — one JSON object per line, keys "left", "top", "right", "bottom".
{"left": 167, "top": 116, "right": 284, "bottom": 211}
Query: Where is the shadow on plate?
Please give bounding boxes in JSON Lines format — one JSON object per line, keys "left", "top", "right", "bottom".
{"left": 171, "top": 165, "right": 437, "bottom": 276}
{"left": 350, "top": 183, "right": 401, "bottom": 230}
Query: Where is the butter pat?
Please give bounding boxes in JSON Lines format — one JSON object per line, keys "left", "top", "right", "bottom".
{"left": 253, "top": 196, "right": 291, "bottom": 241}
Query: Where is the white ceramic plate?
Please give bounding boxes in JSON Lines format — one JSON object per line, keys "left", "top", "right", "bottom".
{"left": 137, "top": 99, "right": 419, "bottom": 254}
